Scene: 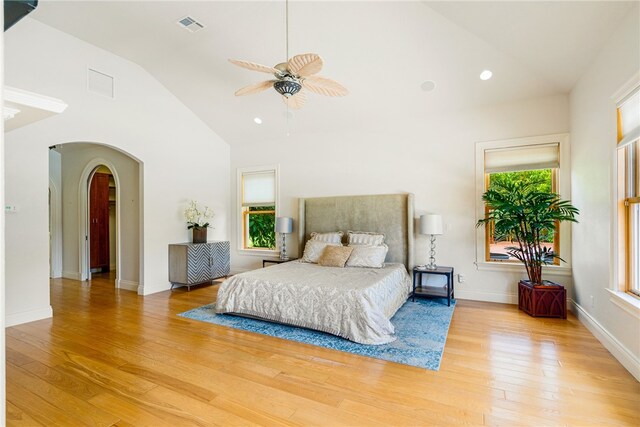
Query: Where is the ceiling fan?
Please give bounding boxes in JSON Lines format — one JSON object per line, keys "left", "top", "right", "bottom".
{"left": 229, "top": 0, "right": 348, "bottom": 109}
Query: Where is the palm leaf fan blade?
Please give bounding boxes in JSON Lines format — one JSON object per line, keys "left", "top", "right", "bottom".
{"left": 282, "top": 90, "right": 307, "bottom": 109}
{"left": 287, "top": 53, "right": 324, "bottom": 77}
{"left": 302, "top": 75, "right": 348, "bottom": 97}
{"left": 228, "top": 59, "right": 280, "bottom": 75}
{"left": 234, "top": 80, "right": 276, "bottom": 96}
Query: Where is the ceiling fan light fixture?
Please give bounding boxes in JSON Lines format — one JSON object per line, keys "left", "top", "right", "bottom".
{"left": 229, "top": 1, "right": 347, "bottom": 107}
{"left": 274, "top": 79, "right": 302, "bottom": 98}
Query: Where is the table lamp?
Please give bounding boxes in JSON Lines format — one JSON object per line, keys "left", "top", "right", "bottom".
{"left": 275, "top": 217, "right": 293, "bottom": 260}
{"left": 420, "top": 214, "right": 443, "bottom": 270}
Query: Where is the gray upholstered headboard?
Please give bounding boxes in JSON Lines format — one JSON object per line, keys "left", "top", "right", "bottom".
{"left": 298, "top": 193, "right": 414, "bottom": 270}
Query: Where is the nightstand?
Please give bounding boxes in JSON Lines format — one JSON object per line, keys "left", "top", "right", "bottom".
{"left": 263, "top": 258, "right": 297, "bottom": 268}
{"left": 412, "top": 266, "right": 454, "bottom": 306}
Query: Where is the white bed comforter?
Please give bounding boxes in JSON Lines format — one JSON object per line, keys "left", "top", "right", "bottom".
{"left": 215, "top": 261, "right": 411, "bottom": 345}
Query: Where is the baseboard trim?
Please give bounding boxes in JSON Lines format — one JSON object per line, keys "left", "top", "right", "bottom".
{"left": 139, "top": 284, "right": 170, "bottom": 296}
{"left": 455, "top": 289, "right": 517, "bottom": 305}
{"left": 117, "top": 279, "right": 139, "bottom": 292}
{"left": 62, "top": 270, "right": 81, "bottom": 281}
{"left": 6, "top": 306, "right": 53, "bottom": 327}
{"left": 571, "top": 299, "right": 640, "bottom": 381}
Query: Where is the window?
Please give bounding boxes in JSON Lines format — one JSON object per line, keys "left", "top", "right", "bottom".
{"left": 616, "top": 87, "right": 640, "bottom": 297}
{"left": 486, "top": 168, "right": 558, "bottom": 263}
{"left": 475, "top": 134, "right": 571, "bottom": 271}
{"left": 238, "top": 166, "right": 278, "bottom": 252}
{"left": 484, "top": 144, "right": 560, "bottom": 263}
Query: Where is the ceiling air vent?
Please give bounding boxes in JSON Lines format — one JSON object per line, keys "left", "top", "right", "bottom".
{"left": 177, "top": 16, "right": 204, "bottom": 33}
{"left": 87, "top": 69, "right": 115, "bottom": 99}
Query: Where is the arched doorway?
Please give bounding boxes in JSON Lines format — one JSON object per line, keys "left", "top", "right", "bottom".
{"left": 78, "top": 158, "right": 122, "bottom": 284}
{"left": 87, "top": 165, "right": 117, "bottom": 279}
{"left": 51, "top": 142, "right": 142, "bottom": 292}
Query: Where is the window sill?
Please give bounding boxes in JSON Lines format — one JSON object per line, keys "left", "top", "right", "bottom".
{"left": 606, "top": 289, "right": 640, "bottom": 320}
{"left": 237, "top": 248, "right": 279, "bottom": 257}
{"left": 475, "top": 261, "right": 572, "bottom": 276}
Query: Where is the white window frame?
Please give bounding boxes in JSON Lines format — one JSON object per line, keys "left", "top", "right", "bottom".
{"left": 236, "top": 164, "right": 280, "bottom": 256}
{"left": 474, "top": 133, "right": 572, "bottom": 275}
{"left": 609, "top": 74, "right": 640, "bottom": 319}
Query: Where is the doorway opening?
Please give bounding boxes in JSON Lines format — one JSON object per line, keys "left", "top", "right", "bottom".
{"left": 50, "top": 143, "right": 141, "bottom": 291}
{"left": 87, "top": 165, "right": 117, "bottom": 279}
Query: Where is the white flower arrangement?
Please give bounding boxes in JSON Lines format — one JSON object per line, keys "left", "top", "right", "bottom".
{"left": 184, "top": 200, "right": 214, "bottom": 230}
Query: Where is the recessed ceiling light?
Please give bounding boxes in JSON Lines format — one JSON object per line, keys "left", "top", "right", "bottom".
{"left": 480, "top": 70, "right": 493, "bottom": 81}
{"left": 420, "top": 81, "right": 436, "bottom": 92}
{"left": 253, "top": 117, "right": 262, "bottom": 125}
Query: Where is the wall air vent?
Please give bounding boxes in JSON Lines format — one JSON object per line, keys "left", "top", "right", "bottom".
{"left": 177, "top": 16, "right": 205, "bottom": 33}
{"left": 87, "top": 69, "right": 115, "bottom": 99}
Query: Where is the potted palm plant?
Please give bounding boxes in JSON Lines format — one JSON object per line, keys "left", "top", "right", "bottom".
{"left": 477, "top": 180, "right": 579, "bottom": 317}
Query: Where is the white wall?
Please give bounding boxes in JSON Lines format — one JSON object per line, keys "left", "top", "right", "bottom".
{"left": 48, "top": 149, "right": 63, "bottom": 278}
{"left": 569, "top": 6, "right": 640, "bottom": 379}
{"left": 231, "top": 93, "right": 571, "bottom": 303}
{"left": 5, "top": 18, "right": 230, "bottom": 325}
{"left": 59, "top": 143, "right": 140, "bottom": 289}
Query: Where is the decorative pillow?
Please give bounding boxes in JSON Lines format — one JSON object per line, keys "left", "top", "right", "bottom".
{"left": 310, "top": 231, "right": 344, "bottom": 244}
{"left": 318, "top": 245, "right": 354, "bottom": 268}
{"left": 347, "top": 231, "right": 385, "bottom": 246}
{"left": 346, "top": 244, "right": 388, "bottom": 268}
{"left": 301, "top": 240, "right": 341, "bottom": 263}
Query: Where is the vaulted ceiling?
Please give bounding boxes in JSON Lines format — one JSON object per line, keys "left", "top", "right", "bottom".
{"left": 27, "top": 1, "right": 638, "bottom": 145}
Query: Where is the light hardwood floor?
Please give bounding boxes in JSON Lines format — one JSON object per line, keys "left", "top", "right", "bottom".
{"left": 6, "top": 273, "right": 640, "bottom": 426}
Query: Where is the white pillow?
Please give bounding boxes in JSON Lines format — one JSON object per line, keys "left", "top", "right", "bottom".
{"left": 301, "top": 240, "right": 342, "bottom": 263}
{"left": 310, "top": 231, "right": 343, "bottom": 244}
{"left": 347, "top": 231, "right": 385, "bottom": 246}
{"left": 346, "top": 244, "right": 388, "bottom": 268}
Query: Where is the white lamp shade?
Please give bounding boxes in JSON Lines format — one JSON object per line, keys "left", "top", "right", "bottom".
{"left": 275, "top": 217, "right": 293, "bottom": 233}
{"left": 419, "top": 214, "right": 443, "bottom": 235}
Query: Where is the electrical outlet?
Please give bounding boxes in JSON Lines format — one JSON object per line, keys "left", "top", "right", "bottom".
{"left": 458, "top": 274, "right": 465, "bottom": 283}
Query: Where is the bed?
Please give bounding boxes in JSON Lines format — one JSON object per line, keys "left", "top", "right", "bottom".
{"left": 215, "top": 193, "right": 415, "bottom": 345}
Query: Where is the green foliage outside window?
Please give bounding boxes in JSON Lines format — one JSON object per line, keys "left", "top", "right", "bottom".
{"left": 489, "top": 169, "right": 552, "bottom": 193}
{"left": 489, "top": 169, "right": 554, "bottom": 242}
{"left": 247, "top": 206, "right": 276, "bottom": 249}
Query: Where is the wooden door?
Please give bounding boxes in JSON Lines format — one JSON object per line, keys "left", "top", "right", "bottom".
{"left": 90, "top": 173, "right": 110, "bottom": 270}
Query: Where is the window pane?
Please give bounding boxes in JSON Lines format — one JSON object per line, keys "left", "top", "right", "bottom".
{"left": 630, "top": 202, "right": 640, "bottom": 296}
{"left": 635, "top": 140, "right": 640, "bottom": 198}
{"left": 487, "top": 169, "right": 556, "bottom": 262}
{"left": 245, "top": 208, "right": 276, "bottom": 249}
{"left": 618, "top": 88, "right": 640, "bottom": 146}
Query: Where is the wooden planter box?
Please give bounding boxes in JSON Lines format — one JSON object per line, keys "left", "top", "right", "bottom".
{"left": 518, "top": 280, "right": 566, "bottom": 319}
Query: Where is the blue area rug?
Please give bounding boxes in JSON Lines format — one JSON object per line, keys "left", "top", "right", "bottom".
{"left": 178, "top": 298, "right": 455, "bottom": 370}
